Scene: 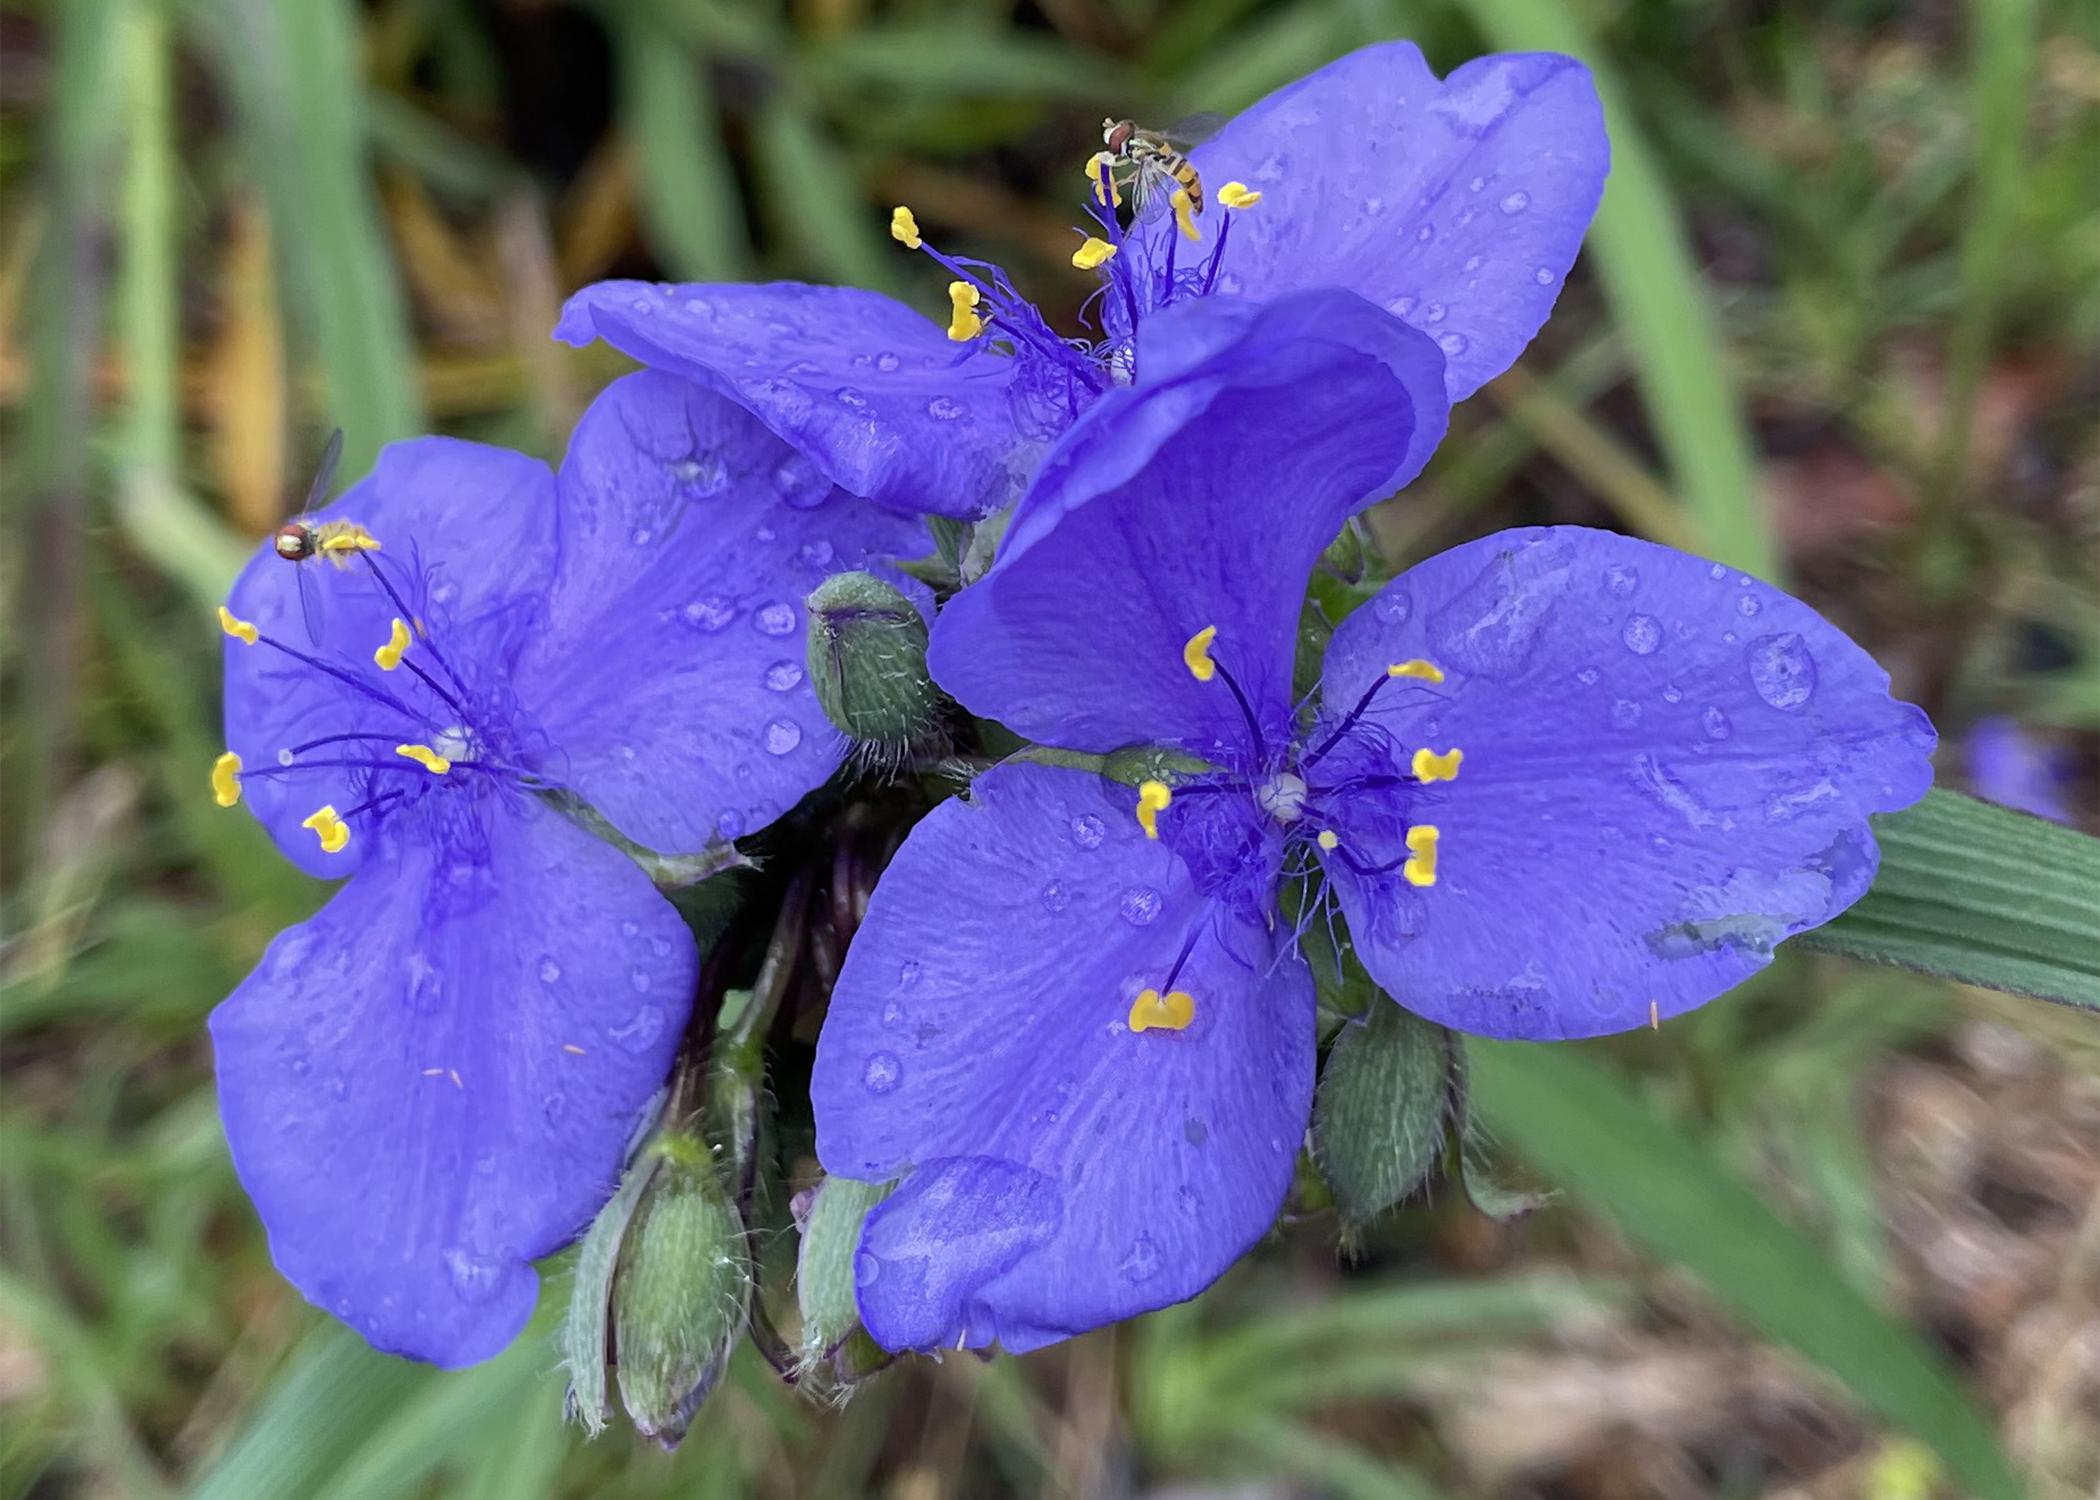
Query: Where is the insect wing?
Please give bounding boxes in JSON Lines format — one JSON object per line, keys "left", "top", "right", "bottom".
{"left": 1153, "top": 112, "right": 1225, "bottom": 151}
{"left": 301, "top": 428, "right": 344, "bottom": 517}
{"left": 294, "top": 557, "right": 328, "bottom": 647}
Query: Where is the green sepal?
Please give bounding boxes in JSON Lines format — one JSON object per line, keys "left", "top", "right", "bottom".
{"left": 794, "top": 1174, "right": 894, "bottom": 1381}
{"left": 1312, "top": 1000, "right": 1457, "bottom": 1224}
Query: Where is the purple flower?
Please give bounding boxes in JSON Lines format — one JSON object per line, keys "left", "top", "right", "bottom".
{"left": 1965, "top": 716, "right": 2074, "bottom": 824}
{"left": 208, "top": 371, "right": 920, "bottom": 1366}
{"left": 809, "top": 294, "right": 1937, "bottom": 1354}
{"left": 554, "top": 42, "right": 1608, "bottom": 520}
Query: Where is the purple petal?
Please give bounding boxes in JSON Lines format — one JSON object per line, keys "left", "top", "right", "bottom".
{"left": 210, "top": 797, "right": 693, "bottom": 1366}
{"left": 556, "top": 281, "right": 1030, "bottom": 519}
{"left": 1163, "top": 43, "right": 1607, "bottom": 401}
{"left": 929, "top": 290, "right": 1448, "bottom": 763}
{"left": 1965, "top": 716, "right": 2074, "bottom": 824}
{"left": 514, "top": 372, "right": 925, "bottom": 853}
{"left": 223, "top": 439, "right": 557, "bottom": 878}
{"left": 812, "top": 763, "right": 1312, "bottom": 1352}
{"left": 1315, "top": 527, "right": 1935, "bottom": 1039}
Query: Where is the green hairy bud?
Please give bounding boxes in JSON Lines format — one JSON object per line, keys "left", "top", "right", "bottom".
{"left": 805, "top": 572, "right": 938, "bottom": 747}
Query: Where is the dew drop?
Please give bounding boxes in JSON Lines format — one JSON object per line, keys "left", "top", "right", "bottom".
{"left": 611, "top": 1004, "right": 665, "bottom": 1052}
{"left": 855, "top": 1249, "right": 883, "bottom": 1286}
{"left": 862, "top": 1052, "right": 901, "bottom": 1094}
{"left": 1736, "top": 593, "right": 1762, "bottom": 618}
{"left": 1071, "top": 813, "right": 1106, "bottom": 849}
{"left": 288, "top": 1054, "right": 311, "bottom": 1076}
{"left": 1621, "top": 613, "right": 1662, "bottom": 655}
{"left": 444, "top": 1249, "right": 505, "bottom": 1303}
{"left": 1468, "top": 174, "right": 1486, "bottom": 192}
{"left": 1120, "top": 1234, "right": 1162, "bottom": 1284}
{"left": 1423, "top": 301, "right": 1447, "bottom": 324}
{"left": 755, "top": 602, "right": 797, "bottom": 636}
{"left": 1119, "top": 886, "right": 1163, "bottom": 926}
{"left": 682, "top": 596, "right": 736, "bottom": 632}
{"left": 1701, "top": 705, "right": 1733, "bottom": 740}
{"left": 773, "top": 454, "right": 830, "bottom": 509}
{"left": 628, "top": 967, "right": 652, "bottom": 993}
{"left": 1748, "top": 633, "right": 1817, "bottom": 710}
{"left": 1374, "top": 590, "right": 1412, "bottom": 624}
{"left": 1533, "top": 266, "right": 1556, "bottom": 285}
{"left": 1462, "top": 254, "right": 1483, "bottom": 272}
{"left": 1040, "top": 879, "right": 1071, "bottom": 912}
{"left": 926, "top": 396, "right": 966, "bottom": 421}
{"left": 1437, "top": 332, "right": 1469, "bottom": 357}
{"left": 881, "top": 1001, "right": 906, "bottom": 1028}
{"left": 277, "top": 748, "right": 295, "bottom": 767}
{"left": 875, "top": 351, "right": 902, "bottom": 372}
{"left": 764, "top": 660, "right": 804, "bottom": 692}
{"left": 1610, "top": 698, "right": 1641, "bottom": 729}
{"left": 1500, "top": 190, "right": 1530, "bottom": 214}
{"left": 538, "top": 957, "right": 562, "bottom": 985}
{"left": 1661, "top": 683, "right": 1684, "bottom": 704}
{"left": 1708, "top": 562, "right": 1729, "bottom": 581}
{"left": 1385, "top": 294, "right": 1417, "bottom": 317}
{"left": 1605, "top": 563, "right": 1639, "bottom": 597}
{"left": 1575, "top": 666, "right": 1600, "bottom": 686}
{"left": 899, "top": 960, "right": 923, "bottom": 987}
{"left": 799, "top": 539, "right": 835, "bottom": 569}
{"left": 541, "top": 1091, "right": 565, "bottom": 1124}
{"left": 765, "top": 719, "right": 803, "bottom": 755}
{"left": 1415, "top": 223, "right": 1434, "bottom": 243}
{"left": 629, "top": 297, "right": 654, "bottom": 315}
{"left": 716, "top": 810, "right": 744, "bottom": 840}
{"left": 834, "top": 386, "right": 868, "bottom": 408}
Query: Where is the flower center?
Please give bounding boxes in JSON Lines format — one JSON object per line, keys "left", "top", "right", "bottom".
{"left": 211, "top": 537, "right": 536, "bottom": 857}
{"left": 1256, "top": 773, "right": 1307, "bottom": 823}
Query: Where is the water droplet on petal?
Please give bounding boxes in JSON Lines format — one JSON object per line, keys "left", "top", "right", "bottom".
{"left": 716, "top": 810, "right": 745, "bottom": 840}
{"left": 1437, "top": 332, "right": 1468, "bottom": 357}
{"left": 881, "top": 1001, "right": 905, "bottom": 1027}
{"left": 773, "top": 454, "right": 830, "bottom": 509}
{"left": 682, "top": 596, "right": 735, "bottom": 632}
{"left": 1621, "top": 613, "right": 1662, "bottom": 655}
{"left": 1702, "top": 705, "right": 1733, "bottom": 740}
{"left": 875, "top": 351, "right": 901, "bottom": 372}
{"left": 1534, "top": 266, "right": 1556, "bottom": 285}
{"left": 1736, "top": 593, "right": 1762, "bottom": 618}
{"left": 1071, "top": 814, "right": 1106, "bottom": 849}
{"left": 1040, "top": 879, "right": 1071, "bottom": 912}
{"left": 926, "top": 396, "right": 965, "bottom": 421}
{"left": 1423, "top": 301, "right": 1447, "bottom": 324}
{"left": 899, "top": 961, "right": 923, "bottom": 986}
{"left": 1610, "top": 698, "right": 1641, "bottom": 728}
{"left": 1748, "top": 633, "right": 1817, "bottom": 710}
{"left": 612, "top": 1004, "right": 665, "bottom": 1052}
{"left": 755, "top": 602, "right": 797, "bottom": 636}
{"left": 835, "top": 386, "right": 867, "bottom": 408}
{"left": 1468, "top": 175, "right": 1486, "bottom": 192}
{"left": 855, "top": 1249, "right": 883, "bottom": 1285}
{"left": 765, "top": 660, "right": 804, "bottom": 691}
{"left": 1500, "top": 190, "right": 1530, "bottom": 214}
{"left": 288, "top": 1054, "right": 311, "bottom": 1076}
{"left": 862, "top": 1052, "right": 901, "bottom": 1094}
{"left": 799, "top": 539, "right": 835, "bottom": 569}
{"left": 1605, "top": 563, "right": 1639, "bottom": 597}
{"left": 538, "top": 957, "right": 561, "bottom": 984}
{"left": 1375, "top": 590, "right": 1412, "bottom": 624}
{"left": 628, "top": 967, "right": 652, "bottom": 993}
{"left": 1416, "top": 224, "right": 1434, "bottom": 243}
{"left": 444, "top": 1249, "right": 506, "bottom": 1303}
{"left": 1119, "top": 886, "right": 1163, "bottom": 926}
{"left": 1120, "top": 1234, "right": 1162, "bottom": 1284}
{"left": 765, "top": 719, "right": 803, "bottom": 755}
{"left": 541, "top": 1091, "right": 565, "bottom": 1125}
{"left": 1575, "top": 666, "right": 1600, "bottom": 686}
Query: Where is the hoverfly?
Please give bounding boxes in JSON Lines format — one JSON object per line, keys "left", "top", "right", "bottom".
{"left": 271, "top": 429, "right": 376, "bottom": 644}
{"left": 1100, "top": 114, "right": 1223, "bottom": 223}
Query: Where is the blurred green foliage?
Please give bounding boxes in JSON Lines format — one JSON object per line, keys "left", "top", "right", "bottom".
{"left": 2, "top": 0, "right": 2097, "bottom": 1495}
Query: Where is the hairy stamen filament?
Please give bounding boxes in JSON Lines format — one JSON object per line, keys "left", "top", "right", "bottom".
{"left": 357, "top": 553, "right": 471, "bottom": 700}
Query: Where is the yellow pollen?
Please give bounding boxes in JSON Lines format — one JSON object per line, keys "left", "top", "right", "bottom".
{"left": 1072, "top": 236, "right": 1118, "bottom": 271}
{"left": 889, "top": 205, "right": 922, "bottom": 249}
{"left": 1169, "top": 186, "right": 1200, "bottom": 242}
{"left": 1411, "top": 747, "right": 1463, "bottom": 783}
{"left": 318, "top": 528, "right": 380, "bottom": 555}
{"left": 301, "top": 806, "right": 351, "bottom": 855}
{"left": 396, "top": 743, "right": 452, "bottom": 775}
{"left": 217, "top": 605, "right": 259, "bottom": 646}
{"left": 1403, "top": 825, "right": 1440, "bottom": 888}
{"left": 1135, "top": 779, "right": 1173, "bottom": 840}
{"left": 1129, "top": 987, "right": 1196, "bottom": 1034}
{"left": 1316, "top": 829, "right": 1339, "bottom": 852}
{"left": 946, "top": 281, "right": 984, "bottom": 342}
{"left": 211, "top": 752, "right": 243, "bottom": 808}
{"left": 1182, "top": 625, "right": 1218, "bottom": 683}
{"left": 1387, "top": 659, "right": 1444, "bottom": 684}
{"left": 1218, "top": 181, "right": 1262, "bottom": 210}
{"left": 374, "top": 617, "right": 412, "bottom": 671}
{"left": 1085, "top": 152, "right": 1121, "bottom": 207}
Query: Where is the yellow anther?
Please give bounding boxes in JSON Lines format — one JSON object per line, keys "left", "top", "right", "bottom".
{"left": 1218, "top": 181, "right": 1262, "bottom": 210}
{"left": 301, "top": 806, "right": 351, "bottom": 855}
{"left": 1387, "top": 659, "right": 1445, "bottom": 684}
{"left": 217, "top": 605, "right": 259, "bottom": 646}
{"left": 889, "top": 205, "right": 922, "bottom": 250}
{"left": 374, "top": 617, "right": 412, "bottom": 671}
{"left": 1135, "top": 779, "right": 1173, "bottom": 840}
{"left": 1170, "top": 187, "right": 1201, "bottom": 243}
{"left": 1316, "top": 829, "right": 1339, "bottom": 852}
{"left": 1411, "top": 747, "right": 1463, "bottom": 783}
{"left": 211, "top": 752, "right": 243, "bottom": 808}
{"left": 946, "top": 281, "right": 984, "bottom": 342}
{"left": 1129, "top": 987, "right": 1196, "bottom": 1034}
{"left": 1403, "top": 825, "right": 1440, "bottom": 888}
{"left": 395, "top": 743, "right": 452, "bottom": 775}
{"left": 1085, "top": 152, "right": 1121, "bottom": 207}
{"left": 318, "top": 528, "right": 379, "bottom": 555}
{"left": 1182, "top": 625, "right": 1218, "bottom": 683}
{"left": 1072, "top": 236, "right": 1118, "bottom": 271}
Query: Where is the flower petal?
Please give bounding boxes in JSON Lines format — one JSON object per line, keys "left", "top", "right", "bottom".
{"left": 1314, "top": 527, "right": 1935, "bottom": 1039}
{"left": 556, "top": 280, "right": 1030, "bottom": 519}
{"left": 210, "top": 796, "right": 693, "bottom": 1367}
{"left": 514, "top": 372, "right": 927, "bottom": 854}
{"left": 929, "top": 290, "right": 1448, "bottom": 763}
{"left": 812, "top": 763, "right": 1312, "bottom": 1353}
{"left": 223, "top": 439, "right": 557, "bottom": 877}
{"left": 1167, "top": 43, "right": 1608, "bottom": 401}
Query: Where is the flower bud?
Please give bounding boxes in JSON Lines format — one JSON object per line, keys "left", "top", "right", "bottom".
{"left": 606, "top": 1136, "right": 750, "bottom": 1446}
{"left": 804, "top": 572, "right": 938, "bottom": 748}
{"left": 793, "top": 1175, "right": 893, "bottom": 1386}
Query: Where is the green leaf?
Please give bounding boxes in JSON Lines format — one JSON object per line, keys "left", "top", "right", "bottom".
{"left": 1805, "top": 788, "right": 2100, "bottom": 1008}
{"left": 609, "top": 5, "right": 752, "bottom": 281}
{"left": 1466, "top": 1041, "right": 2020, "bottom": 1500}
{"left": 1313, "top": 1004, "right": 1453, "bottom": 1222}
